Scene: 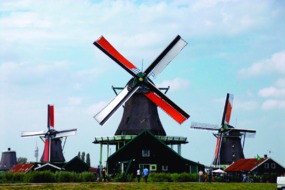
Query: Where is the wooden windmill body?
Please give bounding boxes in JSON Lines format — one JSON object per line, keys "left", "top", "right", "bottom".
{"left": 92, "top": 35, "right": 205, "bottom": 174}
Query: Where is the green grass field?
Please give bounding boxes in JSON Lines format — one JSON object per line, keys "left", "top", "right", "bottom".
{"left": 0, "top": 182, "right": 276, "bottom": 190}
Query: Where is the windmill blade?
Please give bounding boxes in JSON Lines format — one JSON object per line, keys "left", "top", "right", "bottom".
{"left": 145, "top": 82, "right": 189, "bottom": 124}
{"left": 239, "top": 131, "right": 256, "bottom": 138}
{"left": 214, "top": 135, "right": 222, "bottom": 166}
{"left": 230, "top": 128, "right": 256, "bottom": 134}
{"left": 42, "top": 138, "right": 50, "bottom": 162}
{"left": 144, "top": 35, "right": 187, "bottom": 78}
{"left": 94, "top": 85, "right": 140, "bottom": 125}
{"left": 94, "top": 36, "right": 139, "bottom": 78}
{"left": 47, "top": 104, "right": 55, "bottom": 130}
{"left": 55, "top": 128, "right": 77, "bottom": 138}
{"left": 221, "top": 93, "right": 233, "bottom": 125}
{"left": 21, "top": 130, "right": 46, "bottom": 137}
{"left": 190, "top": 122, "right": 220, "bottom": 131}
{"left": 223, "top": 128, "right": 256, "bottom": 138}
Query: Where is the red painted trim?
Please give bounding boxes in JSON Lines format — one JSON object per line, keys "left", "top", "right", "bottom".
{"left": 144, "top": 92, "right": 186, "bottom": 124}
{"left": 43, "top": 139, "right": 49, "bottom": 162}
{"left": 225, "top": 101, "right": 232, "bottom": 124}
{"left": 214, "top": 136, "right": 221, "bottom": 160}
{"left": 96, "top": 36, "right": 137, "bottom": 70}
{"left": 49, "top": 105, "right": 54, "bottom": 128}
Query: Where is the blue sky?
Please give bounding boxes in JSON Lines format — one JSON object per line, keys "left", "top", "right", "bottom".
{"left": 1, "top": 0, "right": 284, "bottom": 167}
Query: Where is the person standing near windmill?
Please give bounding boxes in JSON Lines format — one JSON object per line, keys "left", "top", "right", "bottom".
{"left": 102, "top": 167, "right": 107, "bottom": 182}
{"left": 143, "top": 167, "right": 149, "bottom": 182}
{"left": 137, "top": 168, "right": 141, "bottom": 182}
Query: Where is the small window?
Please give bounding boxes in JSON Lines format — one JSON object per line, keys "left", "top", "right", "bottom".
{"left": 264, "top": 163, "right": 269, "bottom": 169}
{"left": 142, "top": 149, "right": 150, "bottom": 157}
{"left": 271, "top": 163, "right": 276, "bottom": 169}
{"left": 162, "top": 165, "right": 168, "bottom": 171}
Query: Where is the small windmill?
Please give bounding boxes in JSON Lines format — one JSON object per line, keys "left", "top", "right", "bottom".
{"left": 191, "top": 93, "right": 256, "bottom": 166}
{"left": 93, "top": 35, "right": 190, "bottom": 126}
{"left": 21, "top": 105, "right": 77, "bottom": 162}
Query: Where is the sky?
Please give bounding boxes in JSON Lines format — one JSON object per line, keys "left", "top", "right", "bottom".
{"left": 0, "top": 0, "right": 284, "bottom": 168}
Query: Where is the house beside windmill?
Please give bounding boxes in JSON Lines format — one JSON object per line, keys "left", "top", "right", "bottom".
{"left": 225, "top": 155, "right": 285, "bottom": 182}
{"left": 103, "top": 129, "right": 204, "bottom": 174}
{"left": 92, "top": 35, "right": 204, "bottom": 175}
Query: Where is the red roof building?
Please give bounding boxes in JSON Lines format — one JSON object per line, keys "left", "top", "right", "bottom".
{"left": 225, "top": 157, "right": 285, "bottom": 175}
{"left": 9, "top": 163, "right": 35, "bottom": 173}
{"left": 225, "top": 158, "right": 265, "bottom": 172}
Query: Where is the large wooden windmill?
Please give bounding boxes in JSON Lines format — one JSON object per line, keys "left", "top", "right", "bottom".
{"left": 191, "top": 93, "right": 256, "bottom": 166}
{"left": 21, "top": 105, "right": 77, "bottom": 163}
{"left": 92, "top": 35, "right": 205, "bottom": 174}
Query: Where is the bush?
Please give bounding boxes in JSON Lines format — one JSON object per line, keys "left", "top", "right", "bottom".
{"left": 81, "top": 172, "right": 96, "bottom": 182}
{"left": 25, "top": 171, "right": 56, "bottom": 183}
{"left": 1, "top": 171, "right": 277, "bottom": 183}
{"left": 149, "top": 173, "right": 172, "bottom": 182}
{"left": 172, "top": 172, "right": 197, "bottom": 182}
{"left": 112, "top": 173, "right": 134, "bottom": 182}
{"left": 55, "top": 171, "right": 80, "bottom": 182}
{"left": 0, "top": 172, "right": 25, "bottom": 183}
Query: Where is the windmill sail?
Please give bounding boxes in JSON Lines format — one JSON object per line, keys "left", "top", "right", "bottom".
{"left": 144, "top": 35, "right": 187, "bottom": 78}
{"left": 48, "top": 105, "right": 54, "bottom": 129}
{"left": 221, "top": 93, "right": 233, "bottom": 126}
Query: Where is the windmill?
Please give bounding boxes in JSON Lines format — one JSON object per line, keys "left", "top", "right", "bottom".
{"left": 93, "top": 35, "right": 190, "bottom": 128}
{"left": 191, "top": 93, "right": 256, "bottom": 166}
{"left": 21, "top": 105, "right": 77, "bottom": 162}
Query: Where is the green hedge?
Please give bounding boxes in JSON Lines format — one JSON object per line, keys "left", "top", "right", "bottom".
{"left": 0, "top": 172, "right": 199, "bottom": 183}
{"left": 0, "top": 171, "right": 278, "bottom": 183}
{"left": 0, "top": 171, "right": 97, "bottom": 183}
{"left": 111, "top": 172, "right": 199, "bottom": 182}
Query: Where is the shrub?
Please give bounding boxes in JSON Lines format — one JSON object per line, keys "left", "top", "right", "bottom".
{"left": 81, "top": 172, "right": 96, "bottom": 182}
{"left": 55, "top": 171, "right": 79, "bottom": 182}
{"left": 113, "top": 173, "right": 134, "bottom": 182}
{"left": 172, "top": 172, "right": 194, "bottom": 182}
{"left": 25, "top": 171, "right": 56, "bottom": 183}
{"left": 149, "top": 173, "right": 172, "bottom": 182}
{"left": 0, "top": 172, "right": 25, "bottom": 183}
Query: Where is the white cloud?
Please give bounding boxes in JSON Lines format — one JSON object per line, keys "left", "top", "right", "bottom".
{"left": 258, "top": 77, "right": 285, "bottom": 110}
{"left": 261, "top": 99, "right": 285, "bottom": 110}
{"left": 157, "top": 78, "right": 190, "bottom": 91}
{"left": 276, "top": 78, "right": 285, "bottom": 87}
{"left": 0, "top": 61, "right": 68, "bottom": 84}
{"left": 238, "top": 51, "right": 285, "bottom": 77}
{"left": 0, "top": 0, "right": 275, "bottom": 47}
{"left": 259, "top": 86, "right": 285, "bottom": 98}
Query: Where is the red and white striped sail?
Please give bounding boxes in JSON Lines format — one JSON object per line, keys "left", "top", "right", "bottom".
{"left": 93, "top": 35, "right": 190, "bottom": 125}
{"left": 48, "top": 105, "right": 54, "bottom": 129}
{"left": 222, "top": 93, "right": 233, "bottom": 125}
{"left": 214, "top": 136, "right": 221, "bottom": 162}
{"left": 43, "top": 139, "right": 50, "bottom": 162}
